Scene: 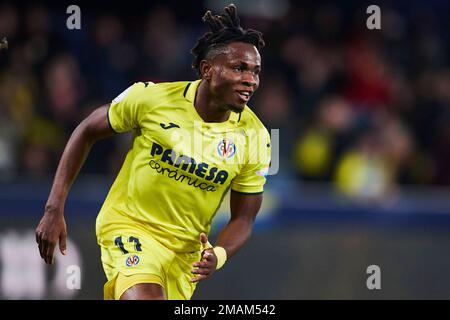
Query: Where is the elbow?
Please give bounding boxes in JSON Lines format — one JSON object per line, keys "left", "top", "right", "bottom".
{"left": 230, "top": 216, "right": 256, "bottom": 235}
{"left": 230, "top": 211, "right": 258, "bottom": 225}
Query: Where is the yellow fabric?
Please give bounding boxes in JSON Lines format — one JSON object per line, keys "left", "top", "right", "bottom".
{"left": 96, "top": 79, "right": 271, "bottom": 253}
{"left": 99, "top": 223, "right": 200, "bottom": 300}
{"left": 213, "top": 246, "right": 227, "bottom": 270}
{"left": 104, "top": 272, "right": 164, "bottom": 300}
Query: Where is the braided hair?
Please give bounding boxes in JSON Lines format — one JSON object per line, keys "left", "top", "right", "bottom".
{"left": 191, "top": 4, "right": 265, "bottom": 76}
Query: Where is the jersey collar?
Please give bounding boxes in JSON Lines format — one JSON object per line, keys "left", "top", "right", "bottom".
{"left": 184, "top": 79, "right": 200, "bottom": 104}
{"left": 184, "top": 79, "right": 242, "bottom": 125}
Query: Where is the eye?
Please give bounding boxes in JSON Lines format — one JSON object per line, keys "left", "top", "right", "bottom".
{"left": 233, "top": 66, "right": 242, "bottom": 72}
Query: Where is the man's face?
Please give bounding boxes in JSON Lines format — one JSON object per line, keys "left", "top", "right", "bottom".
{"left": 205, "top": 42, "right": 261, "bottom": 112}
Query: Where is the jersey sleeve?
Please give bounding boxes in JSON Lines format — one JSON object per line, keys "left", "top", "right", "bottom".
{"left": 108, "top": 82, "right": 153, "bottom": 133}
{"left": 231, "top": 128, "right": 271, "bottom": 194}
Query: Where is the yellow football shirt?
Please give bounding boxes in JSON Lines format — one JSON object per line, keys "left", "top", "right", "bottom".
{"left": 96, "top": 79, "right": 271, "bottom": 252}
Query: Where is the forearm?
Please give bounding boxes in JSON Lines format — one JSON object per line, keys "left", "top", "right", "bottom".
{"left": 45, "top": 125, "right": 95, "bottom": 213}
{"left": 215, "top": 217, "right": 254, "bottom": 259}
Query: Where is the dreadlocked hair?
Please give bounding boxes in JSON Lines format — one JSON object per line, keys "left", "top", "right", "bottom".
{"left": 191, "top": 4, "right": 265, "bottom": 76}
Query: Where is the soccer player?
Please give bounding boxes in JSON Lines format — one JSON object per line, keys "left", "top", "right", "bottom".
{"left": 35, "top": 4, "right": 271, "bottom": 300}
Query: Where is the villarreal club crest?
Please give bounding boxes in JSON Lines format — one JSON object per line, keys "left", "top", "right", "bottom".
{"left": 217, "top": 139, "right": 236, "bottom": 160}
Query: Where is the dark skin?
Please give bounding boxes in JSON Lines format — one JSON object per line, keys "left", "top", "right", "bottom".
{"left": 196, "top": 41, "right": 261, "bottom": 121}
{"left": 35, "top": 41, "right": 263, "bottom": 299}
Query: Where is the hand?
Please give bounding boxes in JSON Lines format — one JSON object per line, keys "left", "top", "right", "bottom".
{"left": 190, "top": 233, "right": 218, "bottom": 283}
{"left": 35, "top": 207, "right": 67, "bottom": 265}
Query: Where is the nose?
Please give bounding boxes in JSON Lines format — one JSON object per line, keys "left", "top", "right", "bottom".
{"left": 242, "top": 72, "right": 258, "bottom": 88}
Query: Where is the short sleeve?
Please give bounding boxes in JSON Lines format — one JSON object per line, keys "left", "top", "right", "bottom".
{"left": 231, "top": 128, "right": 271, "bottom": 194}
{"left": 108, "top": 82, "right": 153, "bottom": 133}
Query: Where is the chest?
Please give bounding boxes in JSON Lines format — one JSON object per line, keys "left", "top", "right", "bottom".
{"left": 137, "top": 105, "right": 247, "bottom": 184}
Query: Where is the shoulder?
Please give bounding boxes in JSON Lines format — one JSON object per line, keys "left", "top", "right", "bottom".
{"left": 117, "top": 80, "right": 191, "bottom": 107}
{"left": 147, "top": 80, "right": 191, "bottom": 92}
{"left": 132, "top": 80, "right": 191, "bottom": 98}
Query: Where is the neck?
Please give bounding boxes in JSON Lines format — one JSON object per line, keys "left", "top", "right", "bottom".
{"left": 195, "top": 80, "right": 231, "bottom": 123}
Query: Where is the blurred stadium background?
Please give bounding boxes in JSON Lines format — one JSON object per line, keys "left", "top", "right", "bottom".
{"left": 0, "top": 0, "right": 449, "bottom": 299}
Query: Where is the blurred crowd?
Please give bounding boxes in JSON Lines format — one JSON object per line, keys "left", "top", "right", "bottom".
{"left": 0, "top": 1, "right": 449, "bottom": 201}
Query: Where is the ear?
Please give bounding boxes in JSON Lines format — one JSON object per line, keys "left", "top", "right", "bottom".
{"left": 199, "top": 60, "right": 213, "bottom": 81}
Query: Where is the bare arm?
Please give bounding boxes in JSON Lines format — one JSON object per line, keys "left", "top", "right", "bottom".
{"left": 216, "top": 190, "right": 262, "bottom": 258}
{"left": 36, "top": 104, "right": 115, "bottom": 264}
{"left": 191, "top": 190, "right": 263, "bottom": 282}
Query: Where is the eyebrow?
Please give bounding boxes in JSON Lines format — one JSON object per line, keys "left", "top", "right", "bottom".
{"left": 233, "top": 61, "right": 261, "bottom": 69}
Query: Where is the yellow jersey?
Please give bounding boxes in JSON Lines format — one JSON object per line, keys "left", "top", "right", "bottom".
{"left": 96, "top": 79, "right": 271, "bottom": 252}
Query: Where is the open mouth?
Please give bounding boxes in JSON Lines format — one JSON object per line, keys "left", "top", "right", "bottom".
{"left": 236, "top": 90, "right": 252, "bottom": 102}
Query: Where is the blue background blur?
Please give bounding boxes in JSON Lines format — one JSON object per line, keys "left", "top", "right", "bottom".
{"left": 0, "top": 0, "right": 449, "bottom": 299}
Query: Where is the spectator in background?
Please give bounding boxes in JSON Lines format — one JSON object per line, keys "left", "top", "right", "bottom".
{"left": 0, "top": 1, "right": 449, "bottom": 195}
{"left": 293, "top": 95, "right": 354, "bottom": 182}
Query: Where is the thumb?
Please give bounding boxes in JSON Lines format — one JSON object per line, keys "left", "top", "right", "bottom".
{"left": 200, "top": 232, "right": 208, "bottom": 245}
{"left": 59, "top": 232, "right": 67, "bottom": 255}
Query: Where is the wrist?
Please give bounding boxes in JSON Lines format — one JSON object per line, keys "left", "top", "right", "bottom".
{"left": 44, "top": 203, "right": 64, "bottom": 215}
{"left": 213, "top": 246, "right": 227, "bottom": 270}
